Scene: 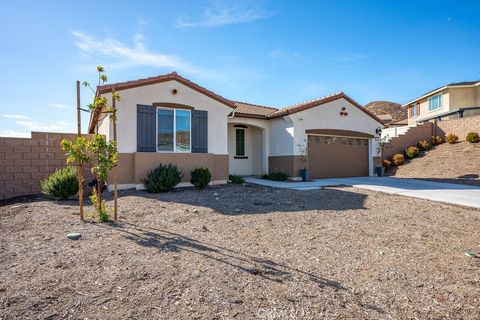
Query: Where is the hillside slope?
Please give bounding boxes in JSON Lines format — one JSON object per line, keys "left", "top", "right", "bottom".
{"left": 385, "top": 141, "right": 480, "bottom": 187}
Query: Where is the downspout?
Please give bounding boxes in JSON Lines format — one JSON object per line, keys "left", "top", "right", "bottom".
{"left": 227, "top": 109, "right": 236, "bottom": 119}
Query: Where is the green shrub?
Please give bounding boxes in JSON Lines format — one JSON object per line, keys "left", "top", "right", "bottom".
{"left": 89, "top": 187, "right": 110, "bottom": 222}
{"left": 392, "top": 153, "right": 405, "bottom": 166}
{"left": 263, "top": 171, "right": 288, "bottom": 181}
{"left": 431, "top": 136, "right": 443, "bottom": 145}
{"left": 405, "top": 146, "right": 420, "bottom": 159}
{"left": 466, "top": 132, "right": 479, "bottom": 143}
{"left": 382, "top": 159, "right": 392, "bottom": 168}
{"left": 445, "top": 133, "right": 459, "bottom": 144}
{"left": 190, "top": 167, "right": 211, "bottom": 189}
{"left": 417, "top": 140, "right": 430, "bottom": 151}
{"left": 144, "top": 164, "right": 183, "bottom": 193}
{"left": 41, "top": 166, "right": 79, "bottom": 200}
{"left": 229, "top": 175, "right": 245, "bottom": 184}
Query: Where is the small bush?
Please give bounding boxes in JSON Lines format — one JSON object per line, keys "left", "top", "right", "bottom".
{"left": 190, "top": 167, "right": 211, "bottom": 189}
{"left": 41, "top": 166, "right": 79, "bottom": 200}
{"left": 405, "top": 146, "right": 420, "bottom": 159}
{"left": 466, "top": 132, "right": 479, "bottom": 143}
{"left": 392, "top": 153, "right": 405, "bottom": 166}
{"left": 445, "top": 133, "right": 459, "bottom": 144}
{"left": 431, "top": 136, "right": 443, "bottom": 145}
{"left": 144, "top": 164, "right": 183, "bottom": 193}
{"left": 229, "top": 175, "right": 245, "bottom": 184}
{"left": 263, "top": 171, "right": 288, "bottom": 181}
{"left": 418, "top": 140, "right": 430, "bottom": 151}
{"left": 382, "top": 159, "right": 392, "bottom": 168}
{"left": 89, "top": 187, "right": 110, "bottom": 222}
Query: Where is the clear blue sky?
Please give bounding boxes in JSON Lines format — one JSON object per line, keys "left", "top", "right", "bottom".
{"left": 0, "top": 0, "right": 479, "bottom": 136}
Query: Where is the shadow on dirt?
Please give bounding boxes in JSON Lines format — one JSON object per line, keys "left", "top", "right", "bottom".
{"left": 104, "top": 221, "right": 345, "bottom": 290}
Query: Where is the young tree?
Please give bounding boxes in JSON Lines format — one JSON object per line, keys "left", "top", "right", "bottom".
{"left": 62, "top": 66, "right": 120, "bottom": 222}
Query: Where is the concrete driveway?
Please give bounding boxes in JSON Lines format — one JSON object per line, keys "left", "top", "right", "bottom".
{"left": 245, "top": 177, "right": 480, "bottom": 209}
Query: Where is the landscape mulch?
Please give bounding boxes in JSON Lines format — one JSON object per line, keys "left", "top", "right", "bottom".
{"left": 1, "top": 184, "right": 480, "bottom": 319}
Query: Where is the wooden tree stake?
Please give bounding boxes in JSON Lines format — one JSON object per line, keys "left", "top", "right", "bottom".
{"left": 112, "top": 87, "right": 118, "bottom": 220}
{"left": 76, "top": 80, "right": 84, "bottom": 221}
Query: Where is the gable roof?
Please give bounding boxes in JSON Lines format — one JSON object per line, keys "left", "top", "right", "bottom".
{"left": 403, "top": 80, "right": 480, "bottom": 107}
{"left": 364, "top": 100, "right": 406, "bottom": 124}
{"left": 89, "top": 72, "right": 236, "bottom": 133}
{"left": 97, "top": 72, "right": 236, "bottom": 109}
{"left": 89, "top": 73, "right": 383, "bottom": 133}
{"left": 266, "top": 92, "right": 383, "bottom": 123}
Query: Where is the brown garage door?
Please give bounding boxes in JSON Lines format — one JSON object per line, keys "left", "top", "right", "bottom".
{"left": 307, "top": 135, "right": 369, "bottom": 179}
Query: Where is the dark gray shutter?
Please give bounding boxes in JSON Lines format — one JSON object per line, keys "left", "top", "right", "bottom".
{"left": 137, "top": 104, "right": 156, "bottom": 152}
{"left": 191, "top": 110, "right": 208, "bottom": 153}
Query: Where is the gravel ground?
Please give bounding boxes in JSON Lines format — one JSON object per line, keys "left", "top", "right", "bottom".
{"left": 386, "top": 141, "right": 480, "bottom": 187}
{"left": 1, "top": 184, "right": 480, "bottom": 319}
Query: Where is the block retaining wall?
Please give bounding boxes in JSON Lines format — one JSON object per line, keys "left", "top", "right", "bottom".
{"left": 0, "top": 132, "right": 94, "bottom": 200}
{"left": 382, "top": 115, "right": 480, "bottom": 160}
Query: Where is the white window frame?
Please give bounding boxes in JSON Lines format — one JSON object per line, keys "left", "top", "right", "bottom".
{"left": 411, "top": 103, "right": 418, "bottom": 118}
{"left": 428, "top": 94, "right": 442, "bottom": 112}
{"left": 156, "top": 107, "right": 192, "bottom": 153}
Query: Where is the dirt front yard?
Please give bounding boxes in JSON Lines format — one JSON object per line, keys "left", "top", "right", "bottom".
{"left": 1, "top": 184, "right": 480, "bottom": 319}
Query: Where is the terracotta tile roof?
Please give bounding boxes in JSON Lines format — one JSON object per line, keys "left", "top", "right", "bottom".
{"left": 97, "top": 72, "right": 236, "bottom": 109}
{"left": 89, "top": 72, "right": 383, "bottom": 132}
{"left": 268, "top": 92, "right": 344, "bottom": 118}
{"left": 364, "top": 100, "right": 407, "bottom": 125}
{"left": 266, "top": 92, "right": 383, "bottom": 123}
{"left": 90, "top": 72, "right": 236, "bottom": 133}
{"left": 232, "top": 101, "right": 278, "bottom": 118}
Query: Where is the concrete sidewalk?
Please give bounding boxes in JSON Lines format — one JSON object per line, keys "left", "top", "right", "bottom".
{"left": 245, "top": 177, "right": 480, "bottom": 209}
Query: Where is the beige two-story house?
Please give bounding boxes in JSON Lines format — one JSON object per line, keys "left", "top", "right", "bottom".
{"left": 404, "top": 80, "right": 480, "bottom": 125}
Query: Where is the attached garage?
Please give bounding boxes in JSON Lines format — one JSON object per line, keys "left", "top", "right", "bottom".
{"left": 306, "top": 130, "right": 372, "bottom": 179}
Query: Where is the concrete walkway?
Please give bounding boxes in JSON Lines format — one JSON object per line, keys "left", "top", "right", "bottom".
{"left": 245, "top": 177, "right": 480, "bottom": 209}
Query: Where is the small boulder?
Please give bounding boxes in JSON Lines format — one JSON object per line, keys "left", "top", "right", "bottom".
{"left": 66, "top": 232, "right": 81, "bottom": 240}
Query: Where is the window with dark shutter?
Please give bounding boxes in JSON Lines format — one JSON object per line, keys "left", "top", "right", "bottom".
{"left": 191, "top": 110, "right": 208, "bottom": 153}
{"left": 137, "top": 104, "right": 156, "bottom": 152}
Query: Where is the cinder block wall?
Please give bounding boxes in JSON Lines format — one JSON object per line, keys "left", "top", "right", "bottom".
{"left": 0, "top": 132, "right": 94, "bottom": 200}
{"left": 382, "top": 122, "right": 434, "bottom": 159}
{"left": 435, "top": 115, "right": 480, "bottom": 141}
{"left": 382, "top": 116, "right": 480, "bottom": 160}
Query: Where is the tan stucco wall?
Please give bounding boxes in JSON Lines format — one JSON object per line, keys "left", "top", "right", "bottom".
{"left": 408, "top": 90, "right": 450, "bottom": 125}
{"left": 476, "top": 86, "right": 480, "bottom": 105}
{"left": 268, "top": 155, "right": 305, "bottom": 177}
{"left": 449, "top": 87, "right": 477, "bottom": 109}
{"left": 100, "top": 79, "right": 233, "bottom": 154}
{"left": 109, "top": 152, "right": 228, "bottom": 186}
{"left": 407, "top": 86, "right": 480, "bottom": 125}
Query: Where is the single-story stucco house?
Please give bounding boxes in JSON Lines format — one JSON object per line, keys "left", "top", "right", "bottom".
{"left": 90, "top": 72, "right": 383, "bottom": 189}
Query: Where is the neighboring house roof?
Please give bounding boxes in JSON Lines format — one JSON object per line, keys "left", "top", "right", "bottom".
{"left": 364, "top": 100, "right": 407, "bottom": 125}
{"left": 390, "top": 118, "right": 409, "bottom": 126}
{"left": 403, "top": 80, "right": 480, "bottom": 107}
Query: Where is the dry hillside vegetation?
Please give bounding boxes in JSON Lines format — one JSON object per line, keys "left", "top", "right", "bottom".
{"left": 386, "top": 141, "right": 480, "bottom": 186}
{"left": 1, "top": 184, "right": 480, "bottom": 319}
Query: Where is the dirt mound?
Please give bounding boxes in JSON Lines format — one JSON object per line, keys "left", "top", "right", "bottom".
{"left": 386, "top": 141, "right": 480, "bottom": 186}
